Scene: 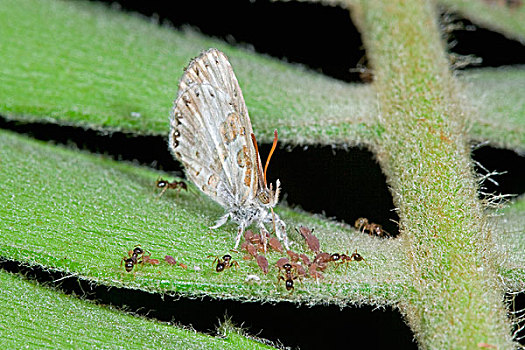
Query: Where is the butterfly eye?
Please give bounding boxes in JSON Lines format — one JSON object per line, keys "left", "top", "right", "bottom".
{"left": 258, "top": 191, "right": 270, "bottom": 205}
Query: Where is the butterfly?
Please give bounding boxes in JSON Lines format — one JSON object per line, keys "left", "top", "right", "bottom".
{"left": 168, "top": 48, "right": 289, "bottom": 250}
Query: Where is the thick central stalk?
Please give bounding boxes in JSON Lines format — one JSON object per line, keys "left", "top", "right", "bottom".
{"left": 351, "top": 0, "right": 514, "bottom": 347}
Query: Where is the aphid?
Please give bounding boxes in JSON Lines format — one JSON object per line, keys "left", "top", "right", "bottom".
{"left": 268, "top": 236, "right": 283, "bottom": 253}
{"left": 296, "top": 226, "right": 320, "bottom": 253}
{"left": 155, "top": 177, "right": 187, "bottom": 197}
{"left": 278, "top": 263, "right": 299, "bottom": 291}
{"left": 145, "top": 258, "right": 160, "bottom": 265}
{"left": 286, "top": 250, "right": 300, "bottom": 263}
{"left": 299, "top": 253, "right": 311, "bottom": 266}
{"left": 240, "top": 241, "right": 258, "bottom": 259}
{"left": 275, "top": 257, "right": 290, "bottom": 269}
{"left": 164, "top": 255, "right": 177, "bottom": 265}
{"left": 209, "top": 254, "right": 239, "bottom": 272}
{"left": 308, "top": 263, "right": 324, "bottom": 280}
{"left": 256, "top": 254, "right": 269, "bottom": 274}
{"left": 164, "top": 255, "right": 187, "bottom": 268}
{"left": 169, "top": 48, "right": 289, "bottom": 249}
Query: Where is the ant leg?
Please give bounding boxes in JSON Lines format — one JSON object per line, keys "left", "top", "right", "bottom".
{"left": 157, "top": 186, "right": 168, "bottom": 198}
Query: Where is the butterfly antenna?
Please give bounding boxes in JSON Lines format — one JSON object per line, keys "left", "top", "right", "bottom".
{"left": 264, "top": 130, "right": 278, "bottom": 185}
{"left": 251, "top": 133, "right": 267, "bottom": 188}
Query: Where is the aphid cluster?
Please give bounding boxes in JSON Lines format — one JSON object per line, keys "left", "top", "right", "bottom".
{"left": 354, "top": 217, "right": 391, "bottom": 238}
{"left": 240, "top": 225, "right": 367, "bottom": 292}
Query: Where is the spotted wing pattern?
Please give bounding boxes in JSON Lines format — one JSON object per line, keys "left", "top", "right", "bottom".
{"left": 169, "top": 49, "right": 259, "bottom": 207}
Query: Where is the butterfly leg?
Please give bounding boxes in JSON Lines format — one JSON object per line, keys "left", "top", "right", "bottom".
{"left": 272, "top": 213, "right": 289, "bottom": 249}
{"left": 210, "top": 213, "right": 230, "bottom": 230}
{"left": 258, "top": 223, "right": 269, "bottom": 253}
{"left": 234, "top": 223, "right": 246, "bottom": 249}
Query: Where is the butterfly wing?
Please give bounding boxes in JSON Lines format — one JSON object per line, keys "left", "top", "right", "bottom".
{"left": 169, "top": 50, "right": 259, "bottom": 207}
{"left": 177, "top": 48, "right": 248, "bottom": 119}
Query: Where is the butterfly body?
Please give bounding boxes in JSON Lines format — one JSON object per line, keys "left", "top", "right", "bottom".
{"left": 169, "top": 48, "right": 288, "bottom": 249}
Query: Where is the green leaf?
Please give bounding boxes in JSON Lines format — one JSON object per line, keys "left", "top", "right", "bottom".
{"left": 0, "top": 129, "right": 406, "bottom": 306}
{"left": 461, "top": 67, "right": 525, "bottom": 153}
{"left": 0, "top": 0, "right": 375, "bottom": 146}
{"left": 438, "top": 0, "right": 525, "bottom": 42}
{"left": 0, "top": 270, "right": 276, "bottom": 349}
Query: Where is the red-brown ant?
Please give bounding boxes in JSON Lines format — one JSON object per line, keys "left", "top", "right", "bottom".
{"left": 339, "top": 249, "right": 368, "bottom": 266}
{"left": 209, "top": 254, "right": 239, "bottom": 272}
{"left": 278, "top": 263, "right": 299, "bottom": 291}
{"left": 354, "top": 217, "right": 390, "bottom": 238}
{"left": 155, "top": 177, "right": 187, "bottom": 197}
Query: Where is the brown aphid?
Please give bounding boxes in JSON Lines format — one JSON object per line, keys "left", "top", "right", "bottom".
{"left": 308, "top": 263, "right": 323, "bottom": 280}
{"left": 278, "top": 263, "right": 299, "bottom": 292}
{"left": 155, "top": 177, "right": 187, "bottom": 197}
{"left": 268, "top": 237, "right": 283, "bottom": 253}
{"left": 146, "top": 258, "right": 160, "bottom": 265}
{"left": 275, "top": 257, "right": 290, "bottom": 269}
{"left": 292, "top": 262, "right": 307, "bottom": 277}
{"left": 244, "top": 230, "right": 260, "bottom": 244}
{"left": 209, "top": 254, "right": 239, "bottom": 272}
{"left": 256, "top": 255, "right": 269, "bottom": 274}
{"left": 286, "top": 250, "right": 300, "bottom": 263}
{"left": 164, "top": 255, "right": 177, "bottom": 265}
{"left": 296, "top": 226, "right": 320, "bottom": 253}
{"left": 297, "top": 226, "right": 313, "bottom": 239}
{"left": 240, "top": 241, "right": 257, "bottom": 257}
{"left": 314, "top": 252, "right": 331, "bottom": 265}
{"left": 299, "top": 253, "right": 311, "bottom": 266}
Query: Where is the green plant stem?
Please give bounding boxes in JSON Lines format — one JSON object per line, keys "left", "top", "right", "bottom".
{"left": 352, "top": 0, "right": 515, "bottom": 347}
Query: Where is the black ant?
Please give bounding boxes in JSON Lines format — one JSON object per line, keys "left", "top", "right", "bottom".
{"left": 209, "top": 254, "right": 239, "bottom": 272}
{"left": 121, "top": 245, "right": 145, "bottom": 272}
{"left": 278, "top": 263, "right": 299, "bottom": 292}
{"left": 155, "top": 177, "right": 187, "bottom": 197}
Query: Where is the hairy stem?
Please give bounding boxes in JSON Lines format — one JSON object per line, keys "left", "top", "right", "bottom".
{"left": 351, "top": 0, "right": 515, "bottom": 347}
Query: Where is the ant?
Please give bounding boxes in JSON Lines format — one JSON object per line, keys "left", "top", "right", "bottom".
{"left": 209, "top": 254, "right": 239, "bottom": 272}
{"left": 278, "top": 263, "right": 299, "bottom": 292}
{"left": 354, "top": 217, "right": 390, "bottom": 238}
{"left": 340, "top": 249, "right": 369, "bottom": 266}
{"left": 155, "top": 177, "right": 187, "bottom": 197}
{"left": 121, "top": 245, "right": 145, "bottom": 272}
